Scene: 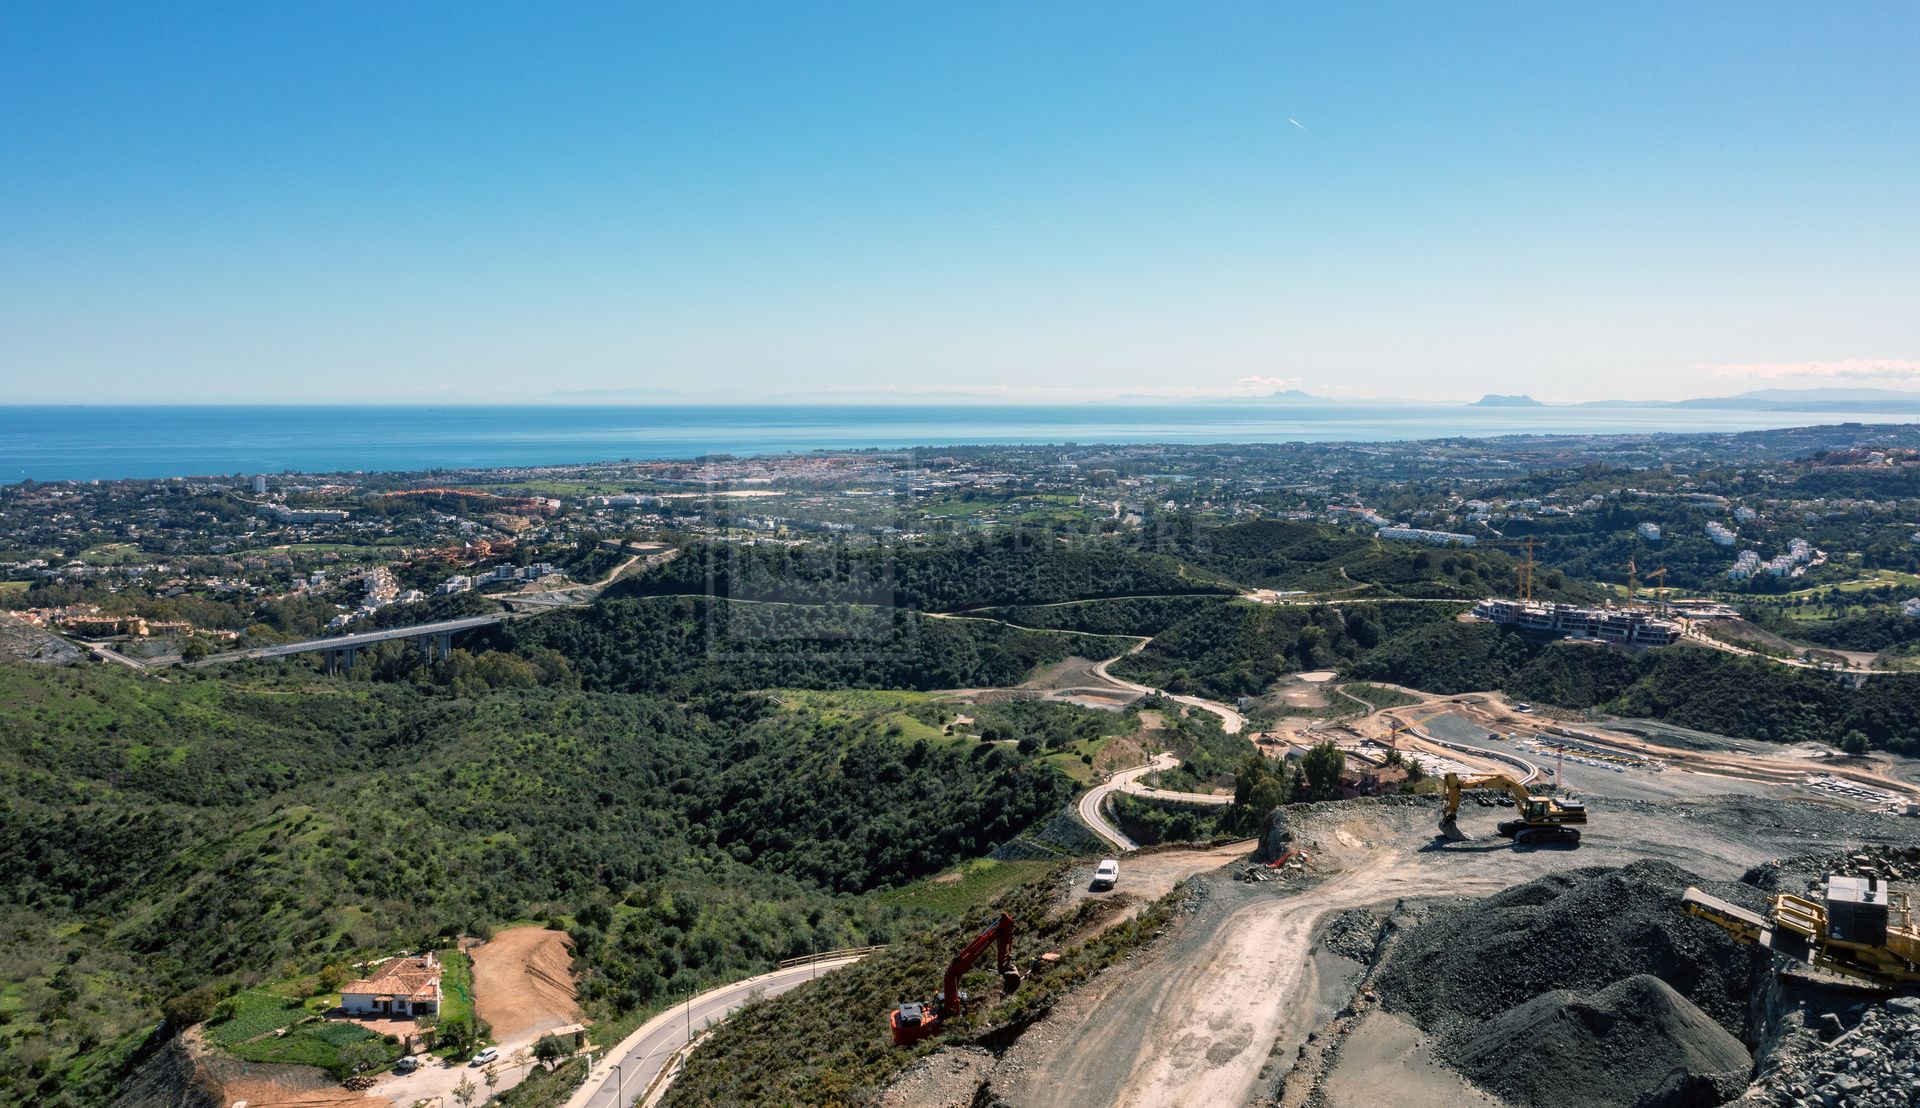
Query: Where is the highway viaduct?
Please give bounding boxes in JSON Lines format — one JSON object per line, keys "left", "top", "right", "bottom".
{"left": 190, "top": 614, "right": 508, "bottom": 675}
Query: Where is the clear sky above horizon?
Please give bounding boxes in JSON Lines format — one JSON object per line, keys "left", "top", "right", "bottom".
{"left": 4, "top": 2, "right": 1918, "bottom": 405}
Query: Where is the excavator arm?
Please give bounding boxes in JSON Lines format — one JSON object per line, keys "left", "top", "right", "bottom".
{"left": 1439, "top": 772, "right": 1529, "bottom": 822}
{"left": 940, "top": 913, "right": 1020, "bottom": 1016}
{"left": 1439, "top": 772, "right": 1585, "bottom": 844}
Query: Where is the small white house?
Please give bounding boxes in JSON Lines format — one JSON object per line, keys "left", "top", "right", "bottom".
{"left": 340, "top": 953, "right": 442, "bottom": 1018}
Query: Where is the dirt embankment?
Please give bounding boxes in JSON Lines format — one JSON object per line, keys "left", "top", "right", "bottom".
{"left": 112, "top": 1026, "right": 367, "bottom": 1108}
{"left": 472, "top": 926, "right": 581, "bottom": 1043}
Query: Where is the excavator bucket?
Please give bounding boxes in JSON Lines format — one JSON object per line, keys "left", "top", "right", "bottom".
{"left": 1437, "top": 816, "right": 1470, "bottom": 842}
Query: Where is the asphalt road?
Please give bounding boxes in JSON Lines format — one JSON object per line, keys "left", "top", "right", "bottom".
{"left": 196, "top": 613, "right": 508, "bottom": 665}
{"left": 567, "top": 955, "right": 866, "bottom": 1108}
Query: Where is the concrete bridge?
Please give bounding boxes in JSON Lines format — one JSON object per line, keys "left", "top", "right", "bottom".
{"left": 193, "top": 614, "right": 507, "bottom": 675}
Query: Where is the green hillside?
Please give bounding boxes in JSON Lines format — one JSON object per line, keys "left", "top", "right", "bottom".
{"left": 0, "top": 661, "right": 1103, "bottom": 1107}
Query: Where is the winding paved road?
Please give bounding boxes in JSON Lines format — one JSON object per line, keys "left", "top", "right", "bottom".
{"left": 565, "top": 955, "right": 868, "bottom": 1108}
{"left": 1079, "top": 753, "right": 1235, "bottom": 853}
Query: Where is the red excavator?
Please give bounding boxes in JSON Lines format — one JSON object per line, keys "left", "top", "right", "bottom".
{"left": 890, "top": 913, "right": 1022, "bottom": 1045}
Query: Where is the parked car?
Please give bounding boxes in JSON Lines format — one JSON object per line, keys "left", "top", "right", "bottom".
{"left": 1092, "top": 859, "right": 1120, "bottom": 890}
{"left": 394, "top": 1055, "right": 419, "bottom": 1074}
{"left": 470, "top": 1046, "right": 499, "bottom": 1067}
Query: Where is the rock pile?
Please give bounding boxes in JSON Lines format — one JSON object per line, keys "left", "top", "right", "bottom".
{"left": 1318, "top": 909, "right": 1385, "bottom": 964}
{"left": 1450, "top": 974, "right": 1752, "bottom": 1107}
{"left": 1368, "top": 861, "right": 1776, "bottom": 1107}
{"left": 1732, "top": 996, "right": 1920, "bottom": 1108}
{"left": 1373, "top": 860, "right": 1769, "bottom": 1039}
{"left": 1742, "top": 844, "right": 1920, "bottom": 893}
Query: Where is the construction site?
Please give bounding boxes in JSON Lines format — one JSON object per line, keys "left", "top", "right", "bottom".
{"left": 862, "top": 636, "right": 1920, "bottom": 1108}
{"left": 876, "top": 792, "right": 1917, "bottom": 1108}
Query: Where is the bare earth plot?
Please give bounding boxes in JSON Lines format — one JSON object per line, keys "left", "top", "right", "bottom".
{"left": 473, "top": 926, "right": 582, "bottom": 1043}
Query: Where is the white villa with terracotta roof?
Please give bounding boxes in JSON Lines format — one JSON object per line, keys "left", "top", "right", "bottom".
{"left": 340, "top": 952, "right": 442, "bottom": 1018}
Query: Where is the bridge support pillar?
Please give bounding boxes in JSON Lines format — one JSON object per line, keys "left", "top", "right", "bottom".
{"left": 436, "top": 632, "right": 452, "bottom": 662}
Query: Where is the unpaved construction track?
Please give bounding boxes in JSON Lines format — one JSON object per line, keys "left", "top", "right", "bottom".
{"left": 977, "top": 794, "right": 1911, "bottom": 1108}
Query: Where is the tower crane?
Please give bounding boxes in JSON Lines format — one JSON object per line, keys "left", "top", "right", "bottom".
{"left": 1473, "top": 537, "right": 1540, "bottom": 602}
{"left": 1645, "top": 565, "right": 1669, "bottom": 614}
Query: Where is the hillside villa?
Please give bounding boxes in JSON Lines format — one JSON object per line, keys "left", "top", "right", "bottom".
{"left": 340, "top": 952, "right": 442, "bottom": 1018}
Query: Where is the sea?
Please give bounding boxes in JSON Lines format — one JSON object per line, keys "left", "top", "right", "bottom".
{"left": 2, "top": 403, "right": 1914, "bottom": 483}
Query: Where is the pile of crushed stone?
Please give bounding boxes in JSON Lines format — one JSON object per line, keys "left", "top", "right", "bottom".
{"left": 1374, "top": 859, "right": 1769, "bottom": 1040}
{"left": 1451, "top": 974, "right": 1752, "bottom": 1108}
{"left": 1318, "top": 908, "right": 1385, "bottom": 964}
{"left": 1369, "top": 860, "right": 1774, "bottom": 1107}
{"left": 1741, "top": 842, "right": 1920, "bottom": 893}
{"left": 1730, "top": 995, "right": 1920, "bottom": 1108}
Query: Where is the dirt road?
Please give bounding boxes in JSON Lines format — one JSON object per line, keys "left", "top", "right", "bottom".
{"left": 1000, "top": 793, "right": 1834, "bottom": 1108}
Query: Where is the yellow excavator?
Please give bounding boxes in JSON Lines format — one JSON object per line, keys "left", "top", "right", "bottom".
{"left": 1682, "top": 876, "right": 1920, "bottom": 990}
{"left": 1438, "top": 772, "right": 1587, "bottom": 845}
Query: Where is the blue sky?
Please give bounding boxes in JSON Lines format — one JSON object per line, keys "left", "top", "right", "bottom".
{"left": 3, "top": 2, "right": 1917, "bottom": 404}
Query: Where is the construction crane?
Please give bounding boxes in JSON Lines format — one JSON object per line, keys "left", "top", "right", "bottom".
{"left": 1683, "top": 876, "right": 1920, "bottom": 990}
{"left": 1437, "top": 772, "right": 1587, "bottom": 846}
{"left": 1476, "top": 538, "right": 1540, "bottom": 602}
{"left": 1645, "top": 565, "right": 1669, "bottom": 615}
{"left": 890, "top": 913, "right": 1022, "bottom": 1045}
{"left": 1626, "top": 556, "right": 1638, "bottom": 603}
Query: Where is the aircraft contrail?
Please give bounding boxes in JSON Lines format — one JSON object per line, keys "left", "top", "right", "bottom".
{"left": 1288, "top": 117, "right": 1307, "bottom": 131}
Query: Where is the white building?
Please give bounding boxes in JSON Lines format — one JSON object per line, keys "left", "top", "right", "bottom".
{"left": 1903, "top": 597, "right": 1920, "bottom": 618}
{"left": 1377, "top": 526, "right": 1478, "bottom": 546}
{"left": 340, "top": 953, "right": 441, "bottom": 1019}
{"left": 1637, "top": 522, "right": 1662, "bottom": 542}
{"left": 1704, "top": 522, "right": 1736, "bottom": 546}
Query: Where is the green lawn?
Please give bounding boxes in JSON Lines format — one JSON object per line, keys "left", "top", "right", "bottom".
{"left": 204, "top": 987, "right": 312, "bottom": 1047}
{"left": 437, "top": 946, "right": 475, "bottom": 1027}
{"left": 877, "top": 858, "right": 1055, "bottom": 917}
{"left": 0, "top": 580, "right": 28, "bottom": 593}
{"left": 1044, "top": 735, "right": 1109, "bottom": 784}
{"left": 226, "top": 1018, "right": 396, "bottom": 1073}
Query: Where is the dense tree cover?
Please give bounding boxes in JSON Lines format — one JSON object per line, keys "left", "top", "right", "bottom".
{"left": 1111, "top": 600, "right": 1463, "bottom": 700}
{"left": 0, "top": 661, "right": 1089, "bottom": 1107}
{"left": 609, "top": 535, "right": 1227, "bottom": 611}
{"left": 501, "top": 596, "right": 1134, "bottom": 695}
{"left": 1349, "top": 623, "right": 1920, "bottom": 753}
{"left": 970, "top": 594, "right": 1231, "bottom": 637}
{"left": 1134, "top": 696, "right": 1246, "bottom": 793}
{"left": 1107, "top": 793, "right": 1231, "bottom": 845}
{"left": 1747, "top": 593, "right": 1920, "bottom": 654}
{"left": 703, "top": 731, "right": 1070, "bottom": 893}
{"left": 1149, "top": 520, "right": 1594, "bottom": 601}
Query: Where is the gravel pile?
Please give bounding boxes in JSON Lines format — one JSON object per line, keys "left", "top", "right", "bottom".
{"left": 1318, "top": 909, "right": 1385, "bottom": 964}
{"left": 1374, "top": 860, "right": 1770, "bottom": 1040}
{"left": 1732, "top": 996, "right": 1920, "bottom": 1108}
{"left": 1450, "top": 974, "right": 1752, "bottom": 1108}
{"left": 1742, "top": 844, "right": 1920, "bottom": 893}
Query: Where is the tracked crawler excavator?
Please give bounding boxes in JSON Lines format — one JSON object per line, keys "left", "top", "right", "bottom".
{"left": 890, "top": 913, "right": 1023, "bottom": 1045}
{"left": 1683, "top": 876, "right": 1920, "bottom": 990}
{"left": 1437, "top": 772, "right": 1586, "bottom": 845}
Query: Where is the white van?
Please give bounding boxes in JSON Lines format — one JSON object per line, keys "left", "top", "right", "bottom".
{"left": 1092, "top": 859, "right": 1120, "bottom": 890}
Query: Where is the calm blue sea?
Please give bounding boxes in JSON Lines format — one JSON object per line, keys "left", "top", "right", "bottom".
{"left": 0, "top": 403, "right": 1911, "bottom": 482}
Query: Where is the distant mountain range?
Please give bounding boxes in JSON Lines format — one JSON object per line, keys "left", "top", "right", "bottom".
{"left": 1238, "top": 386, "right": 1920, "bottom": 412}
{"left": 1573, "top": 387, "right": 1920, "bottom": 412}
